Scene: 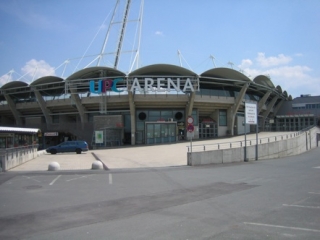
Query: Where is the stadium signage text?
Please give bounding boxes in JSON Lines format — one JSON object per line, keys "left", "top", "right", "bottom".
{"left": 130, "top": 78, "right": 195, "bottom": 92}
{"left": 89, "top": 77, "right": 195, "bottom": 93}
{"left": 89, "top": 78, "right": 124, "bottom": 93}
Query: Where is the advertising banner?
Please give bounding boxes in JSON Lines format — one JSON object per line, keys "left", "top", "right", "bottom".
{"left": 95, "top": 131, "right": 103, "bottom": 144}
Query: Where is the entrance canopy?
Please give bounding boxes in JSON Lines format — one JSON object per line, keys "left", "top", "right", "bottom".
{"left": 0, "top": 126, "right": 40, "bottom": 133}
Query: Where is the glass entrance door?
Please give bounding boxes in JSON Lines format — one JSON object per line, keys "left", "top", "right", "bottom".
{"left": 145, "top": 122, "right": 177, "bottom": 145}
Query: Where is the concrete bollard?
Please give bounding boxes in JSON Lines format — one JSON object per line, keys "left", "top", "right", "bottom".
{"left": 92, "top": 160, "right": 103, "bottom": 170}
{"left": 48, "top": 162, "right": 60, "bottom": 171}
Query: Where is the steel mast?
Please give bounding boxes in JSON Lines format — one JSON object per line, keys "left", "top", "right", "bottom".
{"left": 114, "top": 0, "right": 131, "bottom": 69}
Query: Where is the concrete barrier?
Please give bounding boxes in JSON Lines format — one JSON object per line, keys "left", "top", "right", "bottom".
{"left": 188, "top": 126, "right": 320, "bottom": 166}
{"left": 48, "top": 162, "right": 60, "bottom": 171}
{"left": 0, "top": 145, "right": 39, "bottom": 172}
{"left": 92, "top": 160, "right": 103, "bottom": 170}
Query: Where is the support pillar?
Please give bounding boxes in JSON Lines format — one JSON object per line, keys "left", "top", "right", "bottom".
{"left": 33, "top": 89, "right": 52, "bottom": 125}
{"left": 128, "top": 91, "right": 136, "bottom": 145}
{"left": 4, "top": 93, "right": 22, "bottom": 126}
{"left": 262, "top": 96, "right": 278, "bottom": 130}
{"left": 228, "top": 82, "right": 250, "bottom": 136}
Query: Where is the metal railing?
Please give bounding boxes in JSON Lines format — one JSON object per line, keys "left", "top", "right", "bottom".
{"left": 186, "top": 132, "right": 303, "bottom": 153}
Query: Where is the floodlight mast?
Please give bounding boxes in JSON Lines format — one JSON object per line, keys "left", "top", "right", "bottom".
{"left": 129, "top": 0, "right": 144, "bottom": 72}
{"left": 228, "top": 61, "right": 234, "bottom": 69}
{"left": 210, "top": 55, "right": 216, "bottom": 68}
{"left": 178, "top": 50, "right": 183, "bottom": 67}
{"left": 114, "top": 0, "right": 132, "bottom": 69}
{"left": 97, "top": 0, "right": 120, "bottom": 66}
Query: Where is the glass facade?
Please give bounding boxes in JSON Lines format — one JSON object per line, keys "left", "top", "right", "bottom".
{"left": 219, "top": 110, "right": 227, "bottom": 126}
{"left": 136, "top": 109, "right": 186, "bottom": 144}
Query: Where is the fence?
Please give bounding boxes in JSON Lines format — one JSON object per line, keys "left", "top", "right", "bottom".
{"left": 0, "top": 145, "right": 39, "bottom": 172}
{"left": 187, "top": 126, "right": 316, "bottom": 153}
{"left": 187, "top": 126, "right": 320, "bottom": 166}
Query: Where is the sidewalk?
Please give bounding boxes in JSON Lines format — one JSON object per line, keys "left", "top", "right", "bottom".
{"left": 8, "top": 132, "right": 294, "bottom": 172}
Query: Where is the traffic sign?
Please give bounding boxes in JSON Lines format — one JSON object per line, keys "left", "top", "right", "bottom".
{"left": 187, "top": 124, "right": 194, "bottom": 132}
{"left": 187, "top": 116, "right": 194, "bottom": 124}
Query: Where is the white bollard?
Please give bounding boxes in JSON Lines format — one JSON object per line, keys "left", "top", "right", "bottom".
{"left": 48, "top": 162, "right": 60, "bottom": 171}
{"left": 92, "top": 160, "right": 103, "bottom": 170}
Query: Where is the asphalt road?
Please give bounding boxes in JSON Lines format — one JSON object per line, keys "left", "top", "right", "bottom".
{"left": 0, "top": 147, "right": 320, "bottom": 239}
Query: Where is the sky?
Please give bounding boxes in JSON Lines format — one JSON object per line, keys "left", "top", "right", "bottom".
{"left": 0, "top": 0, "right": 319, "bottom": 98}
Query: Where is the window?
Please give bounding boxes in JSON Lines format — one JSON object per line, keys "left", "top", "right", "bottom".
{"left": 219, "top": 110, "right": 227, "bottom": 126}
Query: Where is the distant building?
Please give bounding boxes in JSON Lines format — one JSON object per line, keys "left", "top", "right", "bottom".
{"left": 276, "top": 95, "right": 320, "bottom": 131}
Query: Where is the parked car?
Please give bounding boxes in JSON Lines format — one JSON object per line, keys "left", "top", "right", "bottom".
{"left": 46, "top": 141, "right": 89, "bottom": 154}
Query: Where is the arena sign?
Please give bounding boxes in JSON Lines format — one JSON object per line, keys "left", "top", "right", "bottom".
{"left": 130, "top": 77, "right": 196, "bottom": 92}
{"left": 89, "top": 77, "right": 197, "bottom": 93}
{"left": 89, "top": 78, "right": 124, "bottom": 93}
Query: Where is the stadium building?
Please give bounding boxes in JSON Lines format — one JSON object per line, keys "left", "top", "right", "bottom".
{"left": 0, "top": 0, "right": 319, "bottom": 150}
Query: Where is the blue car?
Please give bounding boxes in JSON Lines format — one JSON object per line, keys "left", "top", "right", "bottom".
{"left": 46, "top": 141, "right": 89, "bottom": 154}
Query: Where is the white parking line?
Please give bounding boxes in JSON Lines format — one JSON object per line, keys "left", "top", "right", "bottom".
{"left": 244, "top": 222, "right": 320, "bottom": 233}
{"left": 49, "top": 175, "right": 61, "bottom": 185}
{"left": 66, "top": 175, "right": 87, "bottom": 182}
{"left": 283, "top": 204, "right": 320, "bottom": 209}
{"left": 23, "top": 176, "right": 41, "bottom": 183}
{"left": 313, "top": 166, "right": 320, "bottom": 168}
{"left": 309, "top": 192, "right": 320, "bottom": 195}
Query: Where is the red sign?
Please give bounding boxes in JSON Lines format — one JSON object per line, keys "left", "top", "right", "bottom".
{"left": 187, "top": 124, "right": 194, "bottom": 132}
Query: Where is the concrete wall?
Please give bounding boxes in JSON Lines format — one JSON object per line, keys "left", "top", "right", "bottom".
{"left": 0, "top": 145, "right": 39, "bottom": 172}
{"left": 188, "top": 126, "right": 320, "bottom": 166}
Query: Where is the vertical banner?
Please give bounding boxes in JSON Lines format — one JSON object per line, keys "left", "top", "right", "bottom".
{"left": 95, "top": 131, "right": 103, "bottom": 144}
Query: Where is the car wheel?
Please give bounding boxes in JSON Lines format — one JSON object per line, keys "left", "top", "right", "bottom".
{"left": 76, "top": 148, "right": 82, "bottom": 154}
{"left": 50, "top": 149, "right": 57, "bottom": 154}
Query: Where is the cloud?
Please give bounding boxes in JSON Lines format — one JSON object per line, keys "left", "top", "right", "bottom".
{"left": 155, "top": 31, "right": 164, "bottom": 36}
{"left": 21, "top": 59, "right": 55, "bottom": 81}
{"left": 266, "top": 65, "right": 311, "bottom": 79}
{"left": 256, "top": 52, "right": 292, "bottom": 68}
{"left": 0, "top": 73, "right": 14, "bottom": 86}
{"left": 238, "top": 59, "right": 253, "bottom": 69}
{"left": 238, "top": 53, "right": 317, "bottom": 98}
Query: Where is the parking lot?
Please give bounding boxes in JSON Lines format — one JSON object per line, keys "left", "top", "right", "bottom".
{"left": 1, "top": 146, "right": 319, "bottom": 239}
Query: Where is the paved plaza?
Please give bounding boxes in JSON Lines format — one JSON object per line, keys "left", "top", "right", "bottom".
{"left": 9, "top": 132, "right": 295, "bottom": 172}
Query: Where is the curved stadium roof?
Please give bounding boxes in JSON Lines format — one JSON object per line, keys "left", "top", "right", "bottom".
{"left": 0, "top": 65, "right": 289, "bottom": 100}
{"left": 30, "top": 76, "right": 65, "bottom": 96}
{"left": 1, "top": 81, "right": 29, "bottom": 90}
{"left": 200, "top": 68, "right": 251, "bottom": 82}
{"left": 30, "top": 76, "right": 64, "bottom": 86}
{"left": 253, "top": 75, "right": 275, "bottom": 88}
{"left": 66, "top": 66, "right": 126, "bottom": 80}
{"left": 129, "top": 64, "right": 198, "bottom": 76}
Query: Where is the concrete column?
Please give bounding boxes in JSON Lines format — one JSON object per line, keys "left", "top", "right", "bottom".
{"left": 262, "top": 96, "right": 278, "bottom": 130}
{"left": 258, "top": 91, "right": 271, "bottom": 113}
{"left": 227, "top": 82, "right": 250, "bottom": 136}
{"left": 186, "top": 92, "right": 195, "bottom": 117}
{"left": 128, "top": 91, "right": 136, "bottom": 145}
{"left": 70, "top": 88, "right": 88, "bottom": 124}
{"left": 33, "top": 89, "right": 52, "bottom": 125}
{"left": 3, "top": 93, "right": 22, "bottom": 126}
{"left": 273, "top": 99, "right": 284, "bottom": 116}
